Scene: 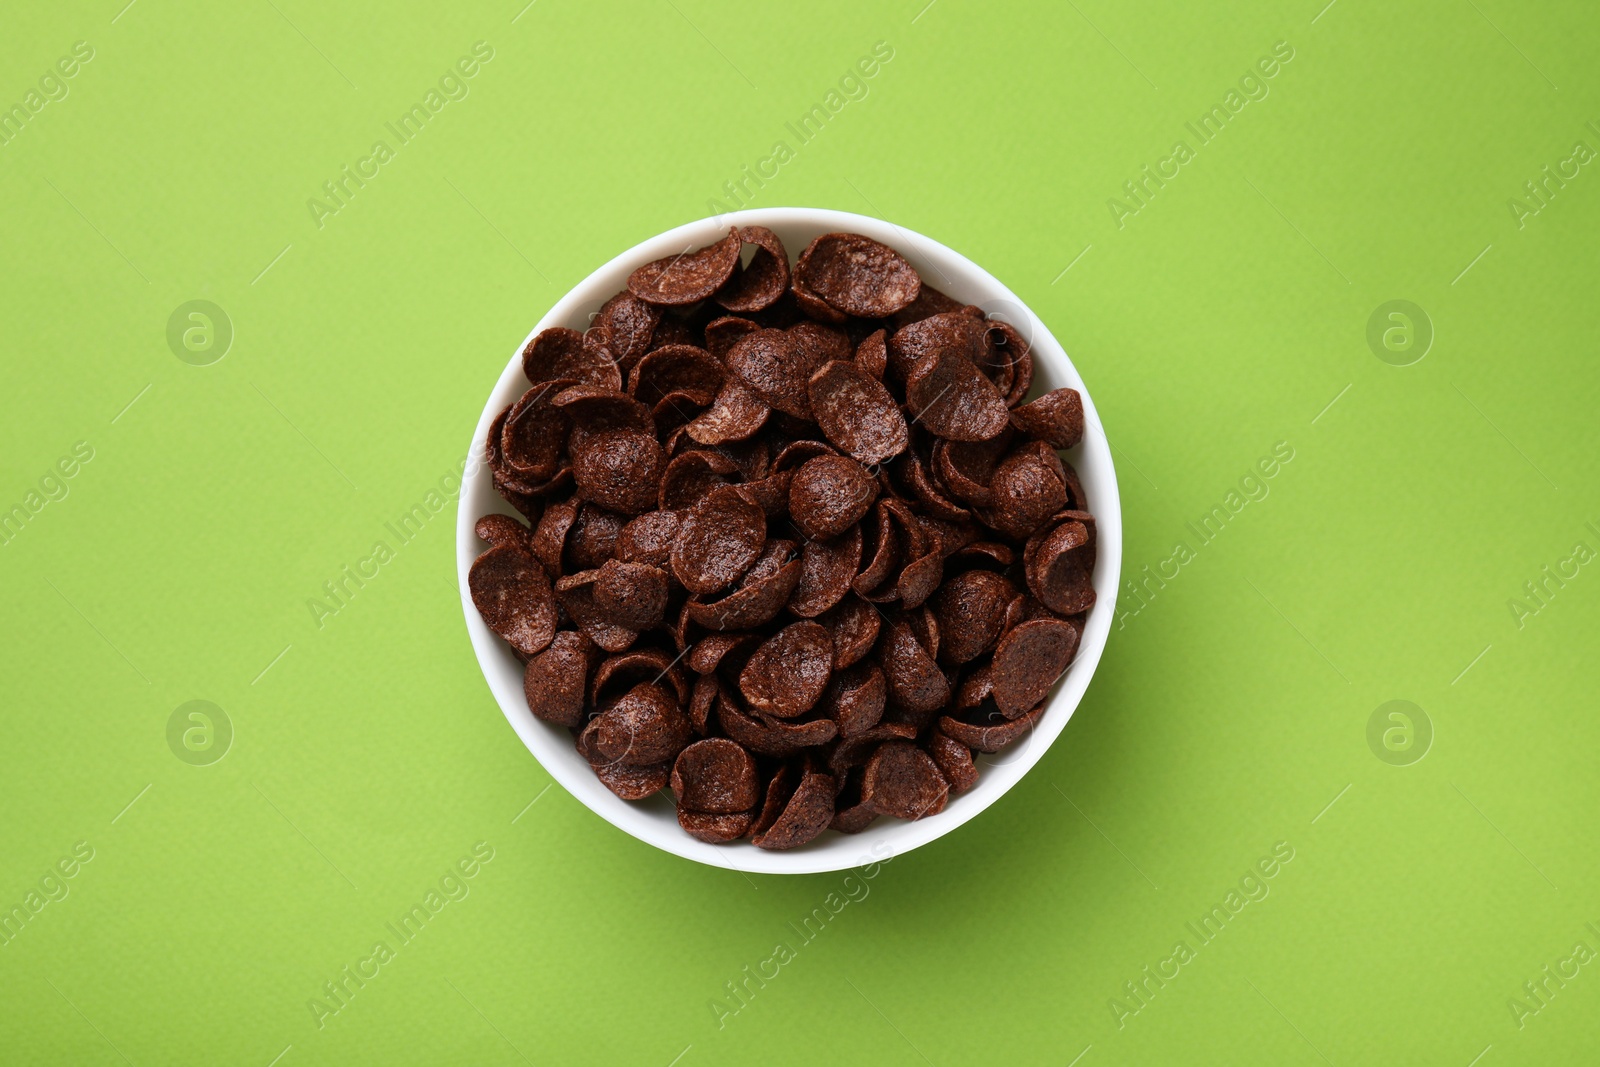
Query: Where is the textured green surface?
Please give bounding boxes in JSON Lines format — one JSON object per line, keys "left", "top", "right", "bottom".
{"left": 3, "top": 1, "right": 1598, "bottom": 1063}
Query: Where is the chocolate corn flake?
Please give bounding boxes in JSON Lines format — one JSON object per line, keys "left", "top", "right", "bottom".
{"left": 628, "top": 230, "right": 742, "bottom": 307}
{"left": 714, "top": 226, "right": 790, "bottom": 313}
{"left": 593, "top": 681, "right": 692, "bottom": 765}
{"left": 672, "top": 738, "right": 760, "bottom": 814}
{"left": 595, "top": 291, "right": 661, "bottom": 371}
{"left": 469, "top": 543, "right": 556, "bottom": 657}
{"left": 522, "top": 328, "right": 622, "bottom": 391}
{"left": 807, "top": 360, "right": 908, "bottom": 466}
{"left": 795, "top": 233, "right": 921, "bottom": 318}
{"left": 475, "top": 513, "right": 531, "bottom": 552}
{"left": 671, "top": 483, "right": 767, "bottom": 596}
{"left": 739, "top": 621, "right": 833, "bottom": 719}
{"left": 788, "top": 454, "right": 878, "bottom": 541}
{"left": 571, "top": 429, "right": 665, "bottom": 516}
{"left": 522, "top": 630, "right": 592, "bottom": 727}
{"left": 789, "top": 523, "right": 862, "bottom": 619}
{"left": 752, "top": 768, "right": 836, "bottom": 850}
{"left": 990, "top": 619, "right": 1080, "bottom": 719}
{"left": 862, "top": 741, "right": 948, "bottom": 820}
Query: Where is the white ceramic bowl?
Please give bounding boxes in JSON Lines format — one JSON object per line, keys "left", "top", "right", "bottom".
{"left": 457, "top": 207, "right": 1121, "bottom": 875}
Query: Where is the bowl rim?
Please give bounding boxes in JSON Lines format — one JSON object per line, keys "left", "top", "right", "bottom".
{"left": 456, "top": 206, "right": 1121, "bottom": 875}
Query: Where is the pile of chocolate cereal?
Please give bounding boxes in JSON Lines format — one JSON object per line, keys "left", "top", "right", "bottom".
{"left": 470, "top": 228, "right": 1096, "bottom": 849}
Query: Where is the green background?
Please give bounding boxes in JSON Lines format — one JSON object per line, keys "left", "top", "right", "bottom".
{"left": 2, "top": 0, "right": 1597, "bottom": 1063}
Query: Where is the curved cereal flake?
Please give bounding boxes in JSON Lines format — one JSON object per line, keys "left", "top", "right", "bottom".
{"left": 855, "top": 328, "right": 888, "bottom": 381}
{"left": 952, "top": 662, "right": 994, "bottom": 713}
{"left": 750, "top": 764, "right": 796, "bottom": 836}
{"left": 895, "top": 548, "right": 945, "bottom": 611}
{"left": 987, "top": 320, "right": 1034, "bottom": 408}
{"left": 502, "top": 382, "right": 572, "bottom": 482}
{"left": 828, "top": 770, "right": 876, "bottom": 833}
{"left": 671, "top": 484, "right": 767, "bottom": 596}
{"left": 952, "top": 540, "right": 1015, "bottom": 568}
{"left": 905, "top": 347, "right": 1011, "bottom": 442}
{"left": 671, "top": 737, "right": 759, "bottom": 813}
{"left": 615, "top": 509, "right": 680, "bottom": 569}
{"left": 522, "top": 328, "right": 622, "bottom": 391}
{"left": 790, "top": 523, "right": 862, "bottom": 618}
{"left": 827, "top": 722, "right": 919, "bottom": 776}
{"left": 475, "top": 513, "right": 531, "bottom": 551}
{"left": 685, "top": 378, "right": 770, "bottom": 445}
{"left": 807, "top": 360, "right": 908, "bottom": 465}
{"left": 502, "top": 464, "right": 571, "bottom": 503}
{"left": 595, "top": 291, "right": 661, "bottom": 371}
{"left": 593, "top": 681, "right": 691, "bottom": 765}
{"left": 932, "top": 435, "right": 1012, "bottom": 508}
{"left": 627, "top": 230, "right": 742, "bottom": 306}
{"left": 862, "top": 741, "right": 948, "bottom": 820}
{"left": 930, "top": 570, "right": 1015, "bottom": 665}
{"left": 687, "top": 632, "right": 760, "bottom": 675}
{"left": 733, "top": 469, "right": 791, "bottom": 519}
{"left": 1010, "top": 387, "right": 1084, "bottom": 449}
{"left": 791, "top": 265, "right": 848, "bottom": 324}
{"left": 752, "top": 769, "right": 837, "bottom": 850}
{"left": 877, "top": 618, "right": 950, "bottom": 717}
{"left": 820, "top": 662, "right": 887, "bottom": 738}
{"left": 726, "top": 328, "right": 820, "bottom": 419}
{"left": 714, "top": 226, "right": 790, "bottom": 313}
{"left": 831, "top": 799, "right": 878, "bottom": 835}
{"left": 896, "top": 450, "right": 969, "bottom": 521}
{"left": 688, "top": 673, "right": 720, "bottom": 735}
{"left": 592, "top": 759, "right": 670, "bottom": 801}
{"left": 686, "top": 557, "right": 801, "bottom": 631}
{"left": 889, "top": 283, "right": 964, "bottom": 331}
{"left": 469, "top": 543, "right": 557, "bottom": 657}
{"left": 592, "top": 559, "right": 670, "bottom": 630}
{"left": 926, "top": 732, "right": 979, "bottom": 792}
{"left": 886, "top": 311, "right": 987, "bottom": 383}
{"left": 851, "top": 501, "right": 900, "bottom": 600}
{"left": 1061, "top": 461, "right": 1088, "bottom": 512}
{"left": 704, "top": 315, "right": 761, "bottom": 361}
{"left": 820, "top": 595, "right": 882, "bottom": 670}
{"left": 921, "top": 516, "right": 983, "bottom": 559}
{"left": 648, "top": 315, "right": 697, "bottom": 352}
{"left": 1025, "top": 520, "right": 1096, "bottom": 616}
{"left": 940, "top": 700, "right": 1047, "bottom": 752}
{"left": 770, "top": 438, "right": 833, "bottom": 469}
{"left": 530, "top": 499, "right": 578, "bottom": 577}
{"left": 794, "top": 233, "right": 921, "bottom": 318}
{"left": 570, "top": 429, "right": 665, "bottom": 516}
{"left": 991, "top": 619, "right": 1080, "bottom": 718}
{"left": 718, "top": 697, "right": 837, "bottom": 757}
{"left": 678, "top": 809, "right": 755, "bottom": 843}
{"left": 630, "top": 344, "right": 724, "bottom": 410}
{"left": 554, "top": 570, "right": 639, "bottom": 653}
{"left": 905, "top": 603, "right": 940, "bottom": 662}
{"left": 982, "top": 441, "right": 1067, "bottom": 541}
{"left": 522, "top": 631, "right": 592, "bottom": 726}
{"left": 590, "top": 646, "right": 686, "bottom": 708}
{"left": 553, "top": 386, "right": 655, "bottom": 451}
{"left": 659, "top": 449, "right": 737, "bottom": 511}
{"left": 788, "top": 454, "right": 878, "bottom": 541}
{"left": 564, "top": 504, "right": 626, "bottom": 572}
{"left": 739, "top": 621, "right": 834, "bottom": 718}
{"left": 787, "top": 321, "right": 853, "bottom": 367}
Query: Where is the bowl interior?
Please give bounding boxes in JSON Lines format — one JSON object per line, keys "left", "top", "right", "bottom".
{"left": 457, "top": 207, "right": 1121, "bottom": 874}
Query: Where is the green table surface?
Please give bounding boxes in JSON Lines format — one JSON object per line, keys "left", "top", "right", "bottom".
{"left": 4, "top": 1, "right": 1598, "bottom": 1063}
